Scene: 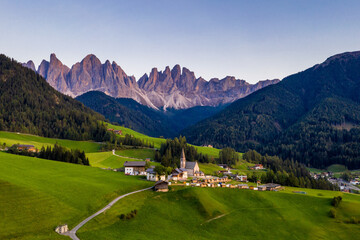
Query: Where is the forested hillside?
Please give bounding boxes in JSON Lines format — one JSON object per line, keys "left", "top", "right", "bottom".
{"left": 183, "top": 51, "right": 360, "bottom": 169}
{"left": 0, "top": 54, "right": 108, "bottom": 141}
{"left": 76, "top": 91, "right": 225, "bottom": 137}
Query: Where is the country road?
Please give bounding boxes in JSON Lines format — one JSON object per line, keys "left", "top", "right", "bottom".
{"left": 62, "top": 187, "right": 153, "bottom": 240}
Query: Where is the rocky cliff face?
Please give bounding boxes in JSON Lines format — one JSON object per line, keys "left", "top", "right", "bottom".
{"left": 24, "top": 54, "right": 280, "bottom": 110}
{"left": 21, "top": 60, "right": 36, "bottom": 72}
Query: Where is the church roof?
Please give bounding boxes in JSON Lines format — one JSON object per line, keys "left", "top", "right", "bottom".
{"left": 185, "top": 161, "right": 197, "bottom": 170}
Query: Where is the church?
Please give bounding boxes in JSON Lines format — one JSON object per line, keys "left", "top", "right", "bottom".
{"left": 179, "top": 148, "right": 204, "bottom": 177}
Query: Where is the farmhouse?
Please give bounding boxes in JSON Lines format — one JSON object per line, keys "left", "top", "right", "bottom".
{"left": 238, "top": 184, "right": 249, "bottom": 189}
{"left": 123, "top": 161, "right": 147, "bottom": 175}
{"left": 154, "top": 180, "right": 169, "bottom": 192}
{"left": 180, "top": 149, "right": 204, "bottom": 177}
{"left": 249, "top": 164, "right": 264, "bottom": 170}
{"left": 171, "top": 168, "right": 188, "bottom": 181}
{"left": 236, "top": 175, "right": 248, "bottom": 182}
{"left": 146, "top": 167, "right": 166, "bottom": 181}
{"left": 13, "top": 144, "right": 37, "bottom": 152}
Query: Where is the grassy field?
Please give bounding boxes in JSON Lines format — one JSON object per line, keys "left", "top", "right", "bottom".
{"left": 78, "top": 186, "right": 360, "bottom": 240}
{"left": 0, "top": 151, "right": 153, "bottom": 240}
{"left": 105, "top": 123, "right": 166, "bottom": 149}
{"left": 0, "top": 131, "right": 100, "bottom": 153}
{"left": 115, "top": 148, "right": 155, "bottom": 160}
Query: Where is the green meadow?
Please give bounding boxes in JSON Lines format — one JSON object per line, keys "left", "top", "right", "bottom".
{"left": 0, "top": 152, "right": 152, "bottom": 240}
{"left": 78, "top": 187, "right": 360, "bottom": 240}
{"left": 0, "top": 131, "right": 100, "bottom": 153}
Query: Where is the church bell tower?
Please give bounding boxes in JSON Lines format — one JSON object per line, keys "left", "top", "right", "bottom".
{"left": 180, "top": 148, "right": 186, "bottom": 168}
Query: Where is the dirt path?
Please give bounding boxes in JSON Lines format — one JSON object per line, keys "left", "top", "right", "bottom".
{"left": 112, "top": 149, "right": 143, "bottom": 160}
{"left": 201, "top": 213, "right": 228, "bottom": 225}
{"left": 62, "top": 187, "right": 153, "bottom": 240}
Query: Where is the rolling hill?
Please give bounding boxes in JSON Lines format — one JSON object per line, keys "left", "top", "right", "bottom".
{"left": 183, "top": 51, "right": 360, "bottom": 169}
{"left": 77, "top": 186, "right": 360, "bottom": 240}
{"left": 0, "top": 54, "right": 108, "bottom": 141}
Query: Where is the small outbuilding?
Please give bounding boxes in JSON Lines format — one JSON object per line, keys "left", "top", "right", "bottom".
{"left": 55, "top": 224, "right": 68, "bottom": 234}
{"left": 154, "top": 180, "right": 169, "bottom": 192}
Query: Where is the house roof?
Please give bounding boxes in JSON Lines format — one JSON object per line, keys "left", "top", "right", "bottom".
{"left": 16, "top": 144, "right": 35, "bottom": 148}
{"left": 146, "top": 168, "right": 155, "bottom": 174}
{"left": 123, "top": 161, "right": 146, "bottom": 167}
{"left": 154, "top": 180, "right": 168, "bottom": 189}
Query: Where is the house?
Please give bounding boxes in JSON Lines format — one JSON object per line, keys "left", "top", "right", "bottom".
{"left": 236, "top": 175, "right": 248, "bottom": 182}
{"left": 55, "top": 224, "right": 68, "bottom": 234}
{"left": 123, "top": 161, "right": 147, "bottom": 175}
{"left": 14, "top": 144, "right": 37, "bottom": 153}
{"left": 201, "top": 144, "right": 213, "bottom": 148}
{"left": 154, "top": 181, "right": 169, "bottom": 192}
{"left": 114, "top": 130, "right": 122, "bottom": 135}
{"left": 171, "top": 168, "right": 188, "bottom": 181}
{"left": 146, "top": 167, "right": 165, "bottom": 182}
{"left": 249, "top": 164, "right": 264, "bottom": 170}
{"left": 218, "top": 164, "right": 230, "bottom": 170}
{"left": 258, "top": 183, "right": 282, "bottom": 191}
{"left": 179, "top": 148, "right": 202, "bottom": 177}
{"left": 238, "top": 184, "right": 249, "bottom": 189}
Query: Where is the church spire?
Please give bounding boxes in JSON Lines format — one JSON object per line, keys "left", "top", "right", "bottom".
{"left": 180, "top": 148, "right": 186, "bottom": 168}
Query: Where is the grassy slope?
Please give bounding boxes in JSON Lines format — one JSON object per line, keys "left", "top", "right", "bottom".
{"left": 0, "top": 152, "right": 152, "bottom": 240}
{"left": 78, "top": 187, "right": 360, "bottom": 240}
{"left": 0, "top": 131, "right": 100, "bottom": 153}
{"left": 115, "top": 149, "right": 155, "bottom": 160}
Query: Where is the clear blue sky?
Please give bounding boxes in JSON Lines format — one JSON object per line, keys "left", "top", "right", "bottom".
{"left": 1, "top": 0, "right": 360, "bottom": 83}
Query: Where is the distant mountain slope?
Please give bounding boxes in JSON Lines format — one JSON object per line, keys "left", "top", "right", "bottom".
{"left": 182, "top": 51, "right": 360, "bottom": 169}
{"left": 24, "top": 54, "right": 279, "bottom": 110}
{"left": 0, "top": 54, "right": 107, "bottom": 141}
{"left": 76, "top": 91, "right": 225, "bottom": 137}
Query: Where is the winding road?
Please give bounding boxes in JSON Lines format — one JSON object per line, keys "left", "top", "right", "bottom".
{"left": 62, "top": 187, "right": 153, "bottom": 240}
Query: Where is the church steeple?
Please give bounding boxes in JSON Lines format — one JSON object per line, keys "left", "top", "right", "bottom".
{"left": 180, "top": 148, "right": 186, "bottom": 168}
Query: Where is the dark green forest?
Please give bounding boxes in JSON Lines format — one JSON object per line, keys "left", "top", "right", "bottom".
{"left": 243, "top": 150, "right": 338, "bottom": 190}
{"left": 183, "top": 51, "right": 360, "bottom": 169}
{"left": 76, "top": 91, "right": 225, "bottom": 138}
{"left": 0, "top": 55, "right": 109, "bottom": 141}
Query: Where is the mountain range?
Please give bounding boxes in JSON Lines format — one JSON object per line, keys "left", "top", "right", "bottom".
{"left": 182, "top": 51, "right": 360, "bottom": 169}
{"left": 1, "top": 54, "right": 107, "bottom": 141}
{"left": 22, "top": 54, "right": 279, "bottom": 110}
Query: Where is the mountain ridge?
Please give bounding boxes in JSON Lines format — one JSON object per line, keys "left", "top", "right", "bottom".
{"left": 23, "top": 54, "right": 279, "bottom": 110}
{"left": 182, "top": 50, "right": 360, "bottom": 169}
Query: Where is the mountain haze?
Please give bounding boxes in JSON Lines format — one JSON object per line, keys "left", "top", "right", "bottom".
{"left": 182, "top": 51, "right": 360, "bottom": 169}
{"left": 24, "top": 54, "right": 279, "bottom": 110}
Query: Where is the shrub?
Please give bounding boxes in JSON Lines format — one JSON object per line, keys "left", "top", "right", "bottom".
{"left": 119, "top": 214, "right": 125, "bottom": 219}
{"left": 331, "top": 196, "right": 342, "bottom": 207}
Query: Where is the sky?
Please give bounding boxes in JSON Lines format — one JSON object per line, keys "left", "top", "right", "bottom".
{"left": 1, "top": 0, "right": 360, "bottom": 83}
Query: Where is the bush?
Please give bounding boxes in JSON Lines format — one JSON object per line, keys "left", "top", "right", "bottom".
{"left": 350, "top": 216, "right": 359, "bottom": 224}
{"left": 119, "top": 214, "right": 125, "bottom": 219}
{"left": 120, "top": 209, "right": 138, "bottom": 220}
{"left": 331, "top": 196, "right": 342, "bottom": 207}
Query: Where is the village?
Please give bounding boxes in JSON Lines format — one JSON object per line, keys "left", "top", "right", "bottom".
{"left": 122, "top": 148, "right": 282, "bottom": 193}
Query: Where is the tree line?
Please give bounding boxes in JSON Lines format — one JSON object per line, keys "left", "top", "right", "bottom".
{"left": 244, "top": 150, "right": 339, "bottom": 190}
{"left": 7, "top": 143, "right": 89, "bottom": 165}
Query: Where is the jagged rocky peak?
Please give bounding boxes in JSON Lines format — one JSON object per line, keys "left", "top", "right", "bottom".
{"left": 24, "top": 54, "right": 280, "bottom": 110}
{"left": 22, "top": 60, "right": 36, "bottom": 72}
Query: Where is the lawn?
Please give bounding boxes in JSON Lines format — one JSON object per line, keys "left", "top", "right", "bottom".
{"left": 88, "top": 151, "right": 160, "bottom": 169}
{"left": 115, "top": 148, "right": 155, "bottom": 160}
{"left": 77, "top": 186, "right": 360, "bottom": 240}
{"left": 0, "top": 131, "right": 100, "bottom": 153}
{"left": 0, "top": 151, "right": 153, "bottom": 240}
{"left": 198, "top": 163, "right": 223, "bottom": 175}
